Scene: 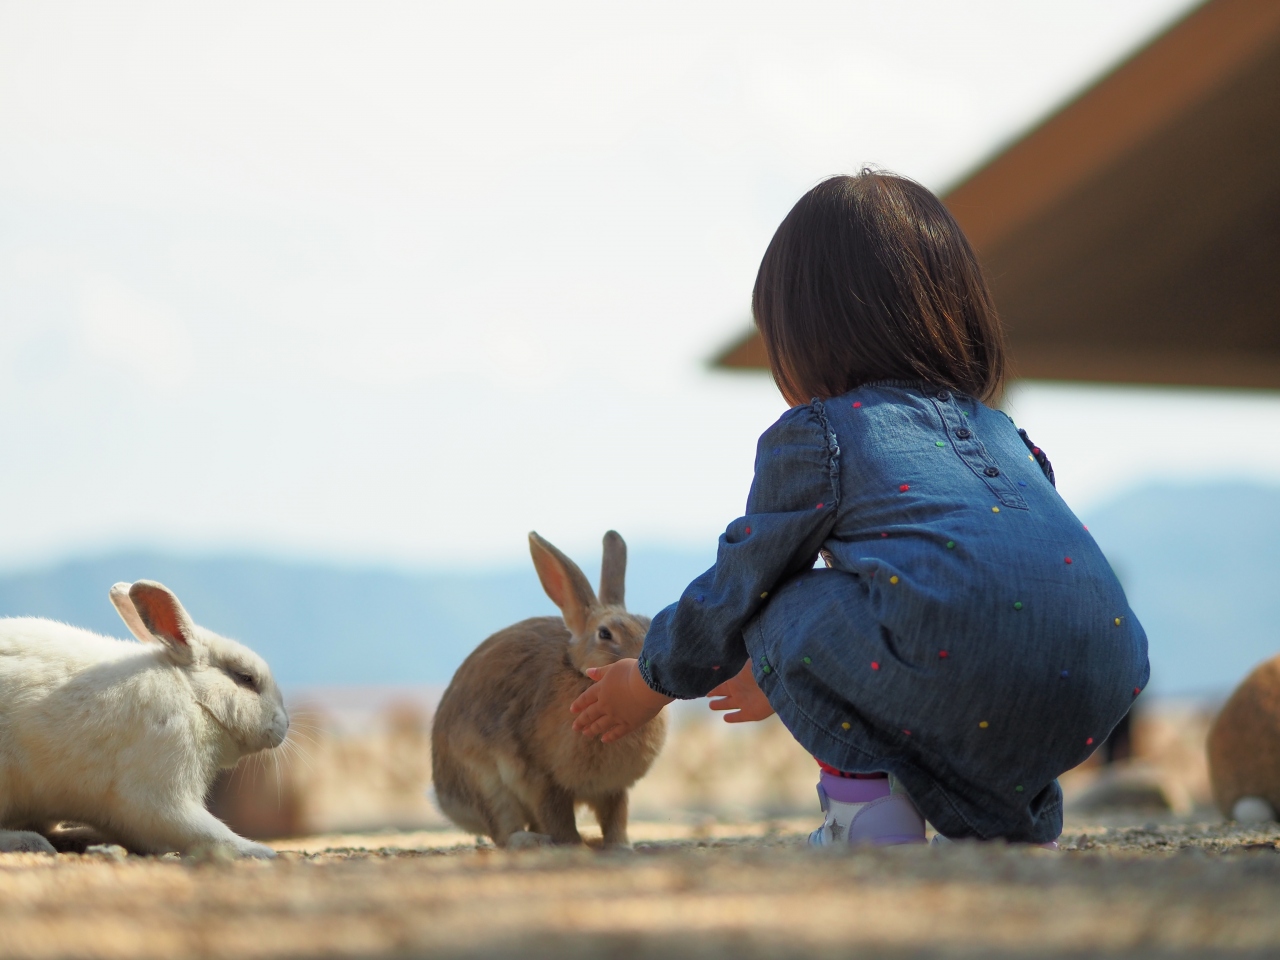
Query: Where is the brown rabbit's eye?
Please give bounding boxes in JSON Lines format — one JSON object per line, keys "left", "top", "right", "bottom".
{"left": 597, "top": 627, "right": 613, "bottom": 642}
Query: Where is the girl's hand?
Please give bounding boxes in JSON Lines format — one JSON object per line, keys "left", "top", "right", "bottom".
{"left": 570, "top": 658, "right": 672, "bottom": 743}
{"left": 708, "top": 661, "right": 775, "bottom": 723}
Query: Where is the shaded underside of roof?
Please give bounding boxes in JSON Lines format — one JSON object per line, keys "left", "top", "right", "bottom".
{"left": 718, "top": 0, "right": 1280, "bottom": 389}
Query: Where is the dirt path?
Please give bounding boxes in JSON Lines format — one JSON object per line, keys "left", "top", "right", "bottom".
{"left": 3, "top": 818, "right": 1280, "bottom": 959}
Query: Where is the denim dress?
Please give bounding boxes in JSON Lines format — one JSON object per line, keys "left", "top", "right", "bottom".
{"left": 638, "top": 381, "right": 1148, "bottom": 843}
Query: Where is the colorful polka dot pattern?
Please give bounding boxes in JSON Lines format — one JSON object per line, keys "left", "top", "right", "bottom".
{"left": 804, "top": 435, "right": 1131, "bottom": 766}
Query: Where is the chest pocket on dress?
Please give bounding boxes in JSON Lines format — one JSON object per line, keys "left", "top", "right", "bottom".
{"left": 930, "top": 395, "right": 1029, "bottom": 510}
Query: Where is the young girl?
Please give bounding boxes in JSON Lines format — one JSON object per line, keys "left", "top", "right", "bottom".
{"left": 570, "top": 170, "right": 1148, "bottom": 846}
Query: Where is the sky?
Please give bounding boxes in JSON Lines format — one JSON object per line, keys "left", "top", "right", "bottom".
{"left": 4, "top": 0, "right": 1268, "bottom": 574}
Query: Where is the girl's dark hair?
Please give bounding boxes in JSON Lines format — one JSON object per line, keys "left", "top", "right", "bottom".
{"left": 751, "top": 170, "right": 1006, "bottom": 404}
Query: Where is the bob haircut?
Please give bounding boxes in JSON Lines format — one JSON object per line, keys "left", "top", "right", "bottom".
{"left": 752, "top": 170, "right": 1006, "bottom": 405}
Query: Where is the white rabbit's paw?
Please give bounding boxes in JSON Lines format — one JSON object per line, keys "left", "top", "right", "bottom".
{"left": 235, "top": 839, "right": 278, "bottom": 859}
{"left": 0, "top": 830, "right": 57, "bottom": 855}
{"left": 507, "top": 831, "right": 553, "bottom": 850}
{"left": 187, "top": 839, "right": 276, "bottom": 862}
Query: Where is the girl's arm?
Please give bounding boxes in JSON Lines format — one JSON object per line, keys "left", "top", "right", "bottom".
{"left": 646, "top": 403, "right": 840, "bottom": 699}
{"left": 572, "top": 403, "right": 837, "bottom": 737}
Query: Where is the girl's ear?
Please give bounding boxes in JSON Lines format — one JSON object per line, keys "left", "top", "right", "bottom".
{"left": 127, "top": 580, "right": 199, "bottom": 662}
{"left": 598, "top": 530, "right": 626, "bottom": 608}
{"left": 109, "top": 582, "right": 160, "bottom": 644}
{"left": 528, "top": 532, "right": 597, "bottom": 636}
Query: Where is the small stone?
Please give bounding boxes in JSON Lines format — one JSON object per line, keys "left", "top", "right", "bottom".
{"left": 1061, "top": 670, "right": 1069, "bottom": 678}
{"left": 1015, "top": 785, "right": 1024, "bottom": 793}
{"left": 802, "top": 656, "right": 812, "bottom": 664}
{"left": 762, "top": 666, "right": 771, "bottom": 674}
{"left": 1115, "top": 617, "right": 1122, "bottom": 626}
{"left": 991, "top": 507, "right": 1000, "bottom": 513}
{"left": 85, "top": 844, "right": 128, "bottom": 862}
{"left": 889, "top": 575, "right": 899, "bottom": 584}
{"left": 841, "top": 721, "right": 852, "bottom": 730}
{"left": 935, "top": 441, "right": 945, "bottom": 447}
{"left": 938, "top": 650, "right": 948, "bottom": 659}
{"left": 979, "top": 721, "right": 989, "bottom": 729}
{"left": 1013, "top": 601, "right": 1023, "bottom": 610}
{"left": 871, "top": 661, "right": 880, "bottom": 670}
{"left": 946, "top": 541, "right": 955, "bottom": 549}
{"left": 1086, "top": 737, "right": 1094, "bottom": 745}
{"left": 760, "top": 591, "right": 769, "bottom": 599}
{"left": 1064, "top": 557, "right": 1072, "bottom": 564}
{"left": 816, "top": 503, "right": 825, "bottom": 510}
{"left": 853, "top": 402, "right": 862, "bottom": 408}
{"left": 899, "top": 484, "right": 910, "bottom": 492}
{"left": 1233, "top": 797, "right": 1276, "bottom": 823}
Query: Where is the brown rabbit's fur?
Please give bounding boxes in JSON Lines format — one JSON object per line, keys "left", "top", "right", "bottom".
{"left": 431, "top": 531, "right": 666, "bottom": 847}
{"left": 1208, "top": 654, "right": 1280, "bottom": 816}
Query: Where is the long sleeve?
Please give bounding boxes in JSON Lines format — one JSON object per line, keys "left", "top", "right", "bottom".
{"left": 638, "top": 401, "right": 840, "bottom": 699}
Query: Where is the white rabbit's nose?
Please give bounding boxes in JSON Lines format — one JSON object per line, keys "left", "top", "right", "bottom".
{"left": 267, "top": 711, "right": 289, "bottom": 748}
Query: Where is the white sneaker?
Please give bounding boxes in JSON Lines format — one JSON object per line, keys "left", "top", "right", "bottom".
{"left": 808, "top": 775, "right": 926, "bottom": 847}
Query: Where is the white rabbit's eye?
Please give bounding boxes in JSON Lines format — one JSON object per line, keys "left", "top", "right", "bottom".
{"left": 227, "top": 669, "right": 258, "bottom": 691}
{"left": 597, "top": 627, "right": 613, "bottom": 642}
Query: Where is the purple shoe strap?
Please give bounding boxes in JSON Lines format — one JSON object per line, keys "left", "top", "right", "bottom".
{"left": 820, "top": 771, "right": 891, "bottom": 803}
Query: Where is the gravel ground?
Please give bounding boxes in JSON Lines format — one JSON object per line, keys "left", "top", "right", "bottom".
{"left": 3, "top": 815, "right": 1280, "bottom": 960}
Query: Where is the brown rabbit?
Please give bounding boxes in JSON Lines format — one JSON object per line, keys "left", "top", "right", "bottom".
{"left": 1207, "top": 654, "right": 1280, "bottom": 822}
{"left": 431, "top": 530, "right": 667, "bottom": 848}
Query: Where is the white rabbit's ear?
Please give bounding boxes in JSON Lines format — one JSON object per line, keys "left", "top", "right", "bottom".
{"left": 599, "top": 530, "right": 626, "bottom": 608}
{"left": 127, "top": 580, "right": 199, "bottom": 661}
{"left": 529, "top": 532, "right": 597, "bottom": 636}
{"left": 109, "top": 582, "right": 161, "bottom": 644}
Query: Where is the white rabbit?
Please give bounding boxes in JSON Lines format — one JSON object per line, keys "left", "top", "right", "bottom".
{"left": 0, "top": 580, "right": 288, "bottom": 858}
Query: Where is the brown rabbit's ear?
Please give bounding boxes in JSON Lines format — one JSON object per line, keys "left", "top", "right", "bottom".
{"left": 599, "top": 530, "right": 626, "bottom": 608}
{"left": 529, "top": 532, "right": 597, "bottom": 636}
{"left": 128, "top": 580, "right": 199, "bottom": 662}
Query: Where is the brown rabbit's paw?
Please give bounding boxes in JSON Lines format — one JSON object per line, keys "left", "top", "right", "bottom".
{"left": 0, "top": 830, "right": 57, "bottom": 855}
{"left": 506, "top": 831, "right": 553, "bottom": 850}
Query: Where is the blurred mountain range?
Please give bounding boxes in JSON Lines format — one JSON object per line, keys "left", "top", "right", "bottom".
{"left": 0, "top": 543, "right": 717, "bottom": 688}
{"left": 0, "top": 482, "right": 1275, "bottom": 696}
